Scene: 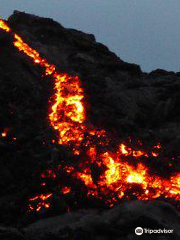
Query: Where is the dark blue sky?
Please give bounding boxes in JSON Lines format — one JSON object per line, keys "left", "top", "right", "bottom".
{"left": 1, "top": 0, "right": 180, "bottom": 72}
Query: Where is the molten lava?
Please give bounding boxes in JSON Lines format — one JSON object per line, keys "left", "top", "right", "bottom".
{"left": 1, "top": 19, "right": 180, "bottom": 213}
{"left": 1, "top": 128, "right": 9, "bottom": 137}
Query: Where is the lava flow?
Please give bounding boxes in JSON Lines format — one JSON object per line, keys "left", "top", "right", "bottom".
{"left": 1, "top": 19, "right": 180, "bottom": 213}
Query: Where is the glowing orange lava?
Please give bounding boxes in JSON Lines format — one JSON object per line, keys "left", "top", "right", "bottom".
{"left": 28, "top": 193, "right": 52, "bottom": 212}
{"left": 0, "top": 20, "right": 10, "bottom": 32}
{"left": 62, "top": 186, "right": 71, "bottom": 194}
{"left": 1, "top": 128, "right": 9, "bottom": 137}
{"left": 0, "top": 19, "right": 180, "bottom": 212}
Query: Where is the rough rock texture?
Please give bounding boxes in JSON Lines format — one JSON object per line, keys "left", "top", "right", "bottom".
{"left": 1, "top": 201, "right": 180, "bottom": 239}
{"left": 24, "top": 201, "right": 180, "bottom": 240}
{"left": 0, "top": 11, "right": 180, "bottom": 239}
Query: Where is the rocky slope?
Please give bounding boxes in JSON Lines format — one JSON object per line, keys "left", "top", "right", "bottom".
{"left": 0, "top": 11, "right": 180, "bottom": 240}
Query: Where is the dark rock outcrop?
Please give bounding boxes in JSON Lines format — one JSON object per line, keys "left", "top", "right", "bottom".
{"left": 23, "top": 201, "right": 180, "bottom": 240}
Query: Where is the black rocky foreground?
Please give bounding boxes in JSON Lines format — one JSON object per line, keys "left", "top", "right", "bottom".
{"left": 0, "top": 10, "right": 180, "bottom": 240}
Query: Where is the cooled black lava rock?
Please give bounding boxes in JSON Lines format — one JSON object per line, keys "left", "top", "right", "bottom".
{"left": 24, "top": 201, "right": 180, "bottom": 240}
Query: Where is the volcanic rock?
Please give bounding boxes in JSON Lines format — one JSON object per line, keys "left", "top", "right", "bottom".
{"left": 24, "top": 201, "right": 180, "bottom": 240}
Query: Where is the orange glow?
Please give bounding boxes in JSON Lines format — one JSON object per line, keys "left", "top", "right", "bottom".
{"left": 28, "top": 193, "right": 52, "bottom": 212}
{"left": 0, "top": 20, "right": 10, "bottom": 32}
{"left": 119, "top": 144, "right": 129, "bottom": 156}
{"left": 0, "top": 19, "right": 180, "bottom": 212}
{"left": 41, "top": 170, "right": 56, "bottom": 179}
{"left": 1, "top": 132, "right": 7, "bottom": 137}
{"left": 62, "top": 186, "right": 71, "bottom": 194}
{"left": 77, "top": 171, "right": 94, "bottom": 186}
{"left": 152, "top": 152, "right": 159, "bottom": 157}
{"left": 126, "top": 164, "right": 147, "bottom": 186}
{"left": 1, "top": 128, "right": 9, "bottom": 137}
{"left": 48, "top": 73, "right": 85, "bottom": 146}
{"left": 101, "top": 152, "right": 121, "bottom": 185}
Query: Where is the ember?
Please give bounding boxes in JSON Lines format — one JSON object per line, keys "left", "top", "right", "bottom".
{"left": 28, "top": 193, "right": 52, "bottom": 212}
{"left": 1, "top": 128, "right": 9, "bottom": 137}
{"left": 62, "top": 187, "right": 71, "bottom": 195}
{"left": 1, "top": 19, "right": 180, "bottom": 213}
